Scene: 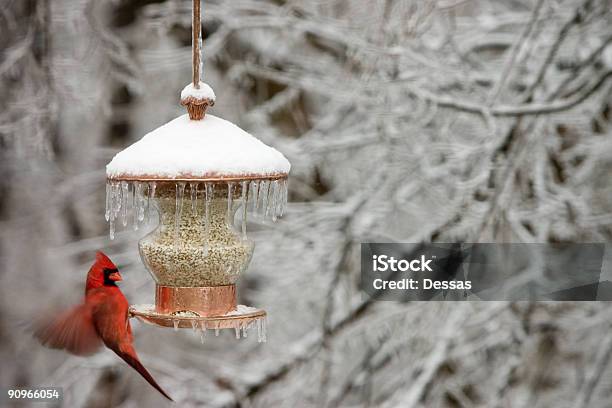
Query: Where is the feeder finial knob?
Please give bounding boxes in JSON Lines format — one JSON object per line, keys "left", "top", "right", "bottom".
{"left": 181, "top": 82, "right": 216, "bottom": 120}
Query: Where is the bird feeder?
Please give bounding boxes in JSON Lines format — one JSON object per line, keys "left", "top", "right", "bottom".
{"left": 103, "top": 0, "right": 289, "bottom": 342}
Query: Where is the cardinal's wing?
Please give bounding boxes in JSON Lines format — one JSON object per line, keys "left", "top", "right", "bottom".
{"left": 34, "top": 303, "right": 102, "bottom": 356}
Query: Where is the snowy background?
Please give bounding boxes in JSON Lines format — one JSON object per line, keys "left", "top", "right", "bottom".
{"left": 1, "top": 0, "right": 612, "bottom": 407}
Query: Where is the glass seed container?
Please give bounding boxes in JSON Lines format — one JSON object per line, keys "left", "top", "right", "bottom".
{"left": 139, "top": 182, "right": 253, "bottom": 288}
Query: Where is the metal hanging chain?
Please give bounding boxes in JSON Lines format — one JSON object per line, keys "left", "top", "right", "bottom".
{"left": 192, "top": 0, "right": 202, "bottom": 88}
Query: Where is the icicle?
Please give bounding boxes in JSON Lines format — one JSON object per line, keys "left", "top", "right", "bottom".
{"left": 270, "top": 180, "right": 279, "bottom": 221}
{"left": 142, "top": 184, "right": 148, "bottom": 222}
{"left": 174, "top": 182, "right": 186, "bottom": 247}
{"left": 256, "top": 319, "right": 263, "bottom": 343}
{"left": 150, "top": 182, "right": 157, "bottom": 199}
{"left": 133, "top": 182, "right": 141, "bottom": 230}
{"left": 200, "top": 324, "right": 207, "bottom": 344}
{"left": 190, "top": 182, "right": 198, "bottom": 215}
{"left": 226, "top": 182, "right": 234, "bottom": 227}
{"left": 260, "top": 181, "right": 270, "bottom": 219}
{"left": 121, "top": 181, "right": 129, "bottom": 227}
{"left": 113, "top": 182, "right": 121, "bottom": 220}
{"left": 235, "top": 326, "right": 240, "bottom": 339}
{"left": 200, "top": 321, "right": 207, "bottom": 344}
{"left": 202, "top": 183, "right": 213, "bottom": 256}
{"left": 204, "top": 183, "right": 212, "bottom": 228}
{"left": 191, "top": 320, "right": 198, "bottom": 332}
{"left": 257, "top": 318, "right": 267, "bottom": 343}
{"left": 147, "top": 182, "right": 157, "bottom": 223}
{"left": 261, "top": 318, "right": 267, "bottom": 342}
{"left": 241, "top": 181, "right": 248, "bottom": 240}
{"left": 173, "top": 319, "right": 179, "bottom": 331}
{"left": 105, "top": 182, "right": 111, "bottom": 222}
{"left": 137, "top": 183, "right": 146, "bottom": 222}
{"left": 215, "top": 323, "right": 220, "bottom": 337}
{"left": 108, "top": 183, "right": 114, "bottom": 224}
{"left": 281, "top": 179, "right": 287, "bottom": 217}
{"left": 242, "top": 323, "right": 248, "bottom": 338}
{"left": 276, "top": 179, "right": 285, "bottom": 218}
{"left": 251, "top": 181, "right": 260, "bottom": 212}
{"left": 109, "top": 182, "right": 120, "bottom": 239}
{"left": 130, "top": 182, "right": 136, "bottom": 228}
{"left": 280, "top": 179, "right": 288, "bottom": 217}
{"left": 144, "top": 183, "right": 150, "bottom": 223}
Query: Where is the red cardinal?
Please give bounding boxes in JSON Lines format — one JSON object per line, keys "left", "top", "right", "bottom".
{"left": 35, "top": 252, "right": 172, "bottom": 401}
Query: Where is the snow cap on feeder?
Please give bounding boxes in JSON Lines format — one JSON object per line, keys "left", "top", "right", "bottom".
{"left": 105, "top": 107, "right": 290, "bottom": 180}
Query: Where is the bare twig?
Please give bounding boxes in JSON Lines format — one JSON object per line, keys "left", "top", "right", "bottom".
{"left": 572, "top": 330, "right": 612, "bottom": 408}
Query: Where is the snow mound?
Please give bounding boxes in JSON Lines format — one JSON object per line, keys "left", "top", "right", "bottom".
{"left": 181, "top": 82, "right": 216, "bottom": 101}
{"left": 106, "top": 114, "right": 290, "bottom": 178}
{"left": 225, "top": 305, "right": 260, "bottom": 316}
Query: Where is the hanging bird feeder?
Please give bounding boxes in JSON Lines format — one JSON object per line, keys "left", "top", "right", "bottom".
{"left": 103, "top": 0, "right": 289, "bottom": 342}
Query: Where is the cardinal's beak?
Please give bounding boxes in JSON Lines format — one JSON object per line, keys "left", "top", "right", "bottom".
{"left": 109, "top": 271, "right": 122, "bottom": 281}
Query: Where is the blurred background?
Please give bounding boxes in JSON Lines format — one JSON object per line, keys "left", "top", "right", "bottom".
{"left": 1, "top": 0, "right": 612, "bottom": 407}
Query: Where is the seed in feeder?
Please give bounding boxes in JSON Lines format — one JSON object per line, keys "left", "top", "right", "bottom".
{"left": 139, "top": 183, "right": 254, "bottom": 287}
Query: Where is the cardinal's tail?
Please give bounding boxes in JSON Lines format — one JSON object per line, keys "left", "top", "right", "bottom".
{"left": 114, "top": 344, "right": 173, "bottom": 401}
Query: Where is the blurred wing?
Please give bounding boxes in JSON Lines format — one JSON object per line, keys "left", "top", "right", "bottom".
{"left": 34, "top": 304, "right": 102, "bottom": 356}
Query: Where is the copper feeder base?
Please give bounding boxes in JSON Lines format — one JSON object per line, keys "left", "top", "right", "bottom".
{"left": 155, "top": 285, "right": 238, "bottom": 317}
{"left": 128, "top": 285, "right": 266, "bottom": 340}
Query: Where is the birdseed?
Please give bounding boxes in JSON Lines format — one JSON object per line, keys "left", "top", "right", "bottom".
{"left": 139, "top": 183, "right": 253, "bottom": 287}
